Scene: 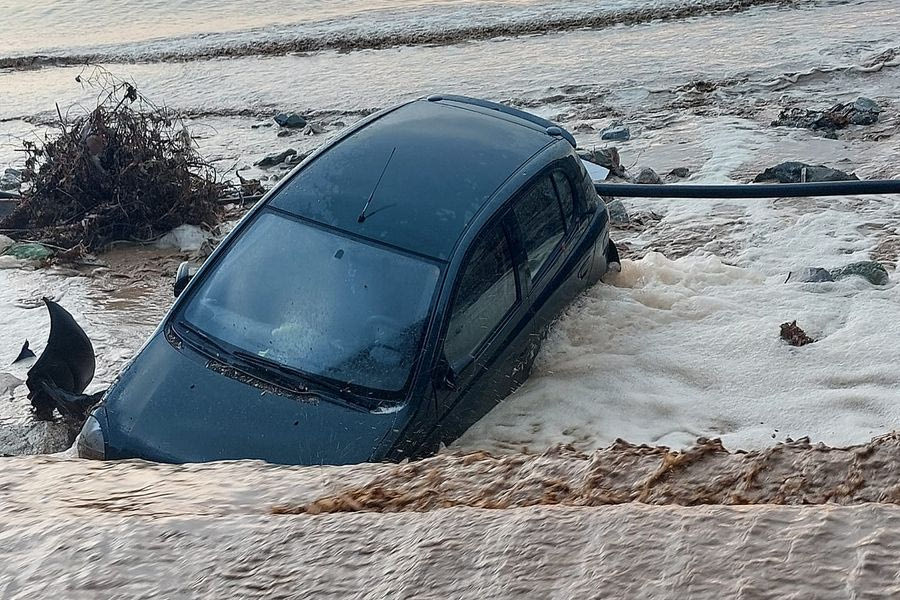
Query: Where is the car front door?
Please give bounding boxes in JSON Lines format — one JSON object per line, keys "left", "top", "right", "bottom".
{"left": 430, "top": 214, "right": 533, "bottom": 446}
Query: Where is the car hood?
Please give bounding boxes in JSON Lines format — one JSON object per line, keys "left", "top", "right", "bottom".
{"left": 99, "top": 332, "right": 408, "bottom": 465}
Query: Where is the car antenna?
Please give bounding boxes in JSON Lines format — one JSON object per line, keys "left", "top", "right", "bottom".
{"left": 358, "top": 146, "right": 396, "bottom": 223}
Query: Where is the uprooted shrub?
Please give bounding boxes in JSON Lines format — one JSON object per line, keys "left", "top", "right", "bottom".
{"left": 0, "top": 76, "right": 224, "bottom": 253}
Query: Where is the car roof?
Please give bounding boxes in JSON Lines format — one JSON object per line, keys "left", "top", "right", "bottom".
{"left": 269, "top": 97, "right": 561, "bottom": 261}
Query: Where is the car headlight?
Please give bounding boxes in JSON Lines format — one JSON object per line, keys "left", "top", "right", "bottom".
{"left": 76, "top": 414, "right": 106, "bottom": 460}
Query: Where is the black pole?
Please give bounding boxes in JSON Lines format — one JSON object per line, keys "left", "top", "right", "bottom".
{"left": 594, "top": 179, "right": 900, "bottom": 198}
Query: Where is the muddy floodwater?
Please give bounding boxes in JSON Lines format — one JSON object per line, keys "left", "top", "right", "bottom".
{"left": 2, "top": 0, "right": 900, "bottom": 596}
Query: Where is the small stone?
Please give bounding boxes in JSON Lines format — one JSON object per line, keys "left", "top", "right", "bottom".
{"left": 274, "top": 113, "right": 307, "bottom": 128}
{"left": 829, "top": 261, "right": 889, "bottom": 286}
{"left": 668, "top": 167, "right": 691, "bottom": 179}
{"left": 302, "top": 123, "right": 324, "bottom": 136}
{"left": 634, "top": 168, "right": 662, "bottom": 185}
{"left": 255, "top": 149, "right": 297, "bottom": 168}
{"left": 753, "top": 162, "right": 857, "bottom": 183}
{"left": 600, "top": 124, "right": 630, "bottom": 141}
{"left": 780, "top": 321, "right": 815, "bottom": 347}
{"left": 785, "top": 267, "right": 834, "bottom": 283}
{"left": 606, "top": 200, "right": 630, "bottom": 225}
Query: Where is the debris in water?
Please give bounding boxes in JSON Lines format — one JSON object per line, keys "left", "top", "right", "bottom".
{"left": 12, "top": 341, "right": 36, "bottom": 364}
{"left": 0, "top": 70, "right": 223, "bottom": 254}
{"left": 255, "top": 148, "right": 297, "bottom": 168}
{"left": 2, "top": 242, "right": 53, "bottom": 261}
{"left": 780, "top": 321, "right": 815, "bottom": 347}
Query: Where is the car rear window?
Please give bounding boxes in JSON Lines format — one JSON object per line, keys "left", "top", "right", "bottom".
{"left": 180, "top": 210, "right": 440, "bottom": 395}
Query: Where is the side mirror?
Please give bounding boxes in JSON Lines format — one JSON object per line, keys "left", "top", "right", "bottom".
{"left": 173, "top": 261, "right": 199, "bottom": 298}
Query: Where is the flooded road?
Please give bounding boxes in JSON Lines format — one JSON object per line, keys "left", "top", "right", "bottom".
{"left": 1, "top": 0, "right": 900, "bottom": 595}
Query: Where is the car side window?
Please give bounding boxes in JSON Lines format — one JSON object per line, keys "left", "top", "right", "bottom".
{"left": 444, "top": 224, "right": 517, "bottom": 368}
{"left": 552, "top": 170, "right": 574, "bottom": 227}
{"left": 512, "top": 175, "right": 566, "bottom": 283}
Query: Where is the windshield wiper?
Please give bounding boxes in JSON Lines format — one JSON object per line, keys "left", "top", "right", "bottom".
{"left": 231, "top": 350, "right": 315, "bottom": 391}
{"left": 176, "top": 320, "right": 230, "bottom": 357}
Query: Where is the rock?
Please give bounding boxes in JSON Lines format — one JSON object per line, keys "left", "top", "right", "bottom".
{"left": 780, "top": 321, "right": 815, "bottom": 347}
{"left": 276, "top": 130, "right": 295, "bottom": 138}
{"left": 634, "top": 168, "right": 663, "bottom": 185}
{"left": 785, "top": 267, "right": 834, "bottom": 283}
{"left": 274, "top": 113, "right": 307, "bottom": 128}
{"left": 0, "top": 168, "right": 22, "bottom": 191}
{"left": 0, "top": 234, "right": 13, "bottom": 255}
{"left": 772, "top": 97, "right": 880, "bottom": 134}
{"left": 668, "top": 167, "right": 691, "bottom": 179}
{"left": 829, "top": 261, "right": 889, "bottom": 286}
{"left": 573, "top": 123, "right": 595, "bottom": 133}
{"left": 600, "top": 123, "right": 630, "bottom": 141}
{"left": 853, "top": 96, "right": 881, "bottom": 114}
{"left": 753, "top": 162, "right": 858, "bottom": 183}
{"left": 2, "top": 242, "right": 53, "bottom": 261}
{"left": 606, "top": 200, "right": 630, "bottom": 225}
{"left": 255, "top": 149, "right": 297, "bottom": 168}
{"left": 302, "top": 123, "right": 325, "bottom": 136}
{"left": 578, "top": 147, "right": 625, "bottom": 177}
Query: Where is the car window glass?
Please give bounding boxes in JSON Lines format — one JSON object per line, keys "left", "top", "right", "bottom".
{"left": 552, "top": 171, "right": 574, "bottom": 226}
{"left": 444, "top": 225, "right": 517, "bottom": 368}
{"left": 512, "top": 175, "right": 566, "bottom": 282}
{"left": 181, "top": 211, "right": 440, "bottom": 394}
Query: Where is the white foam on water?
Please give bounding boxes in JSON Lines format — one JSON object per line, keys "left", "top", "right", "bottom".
{"left": 456, "top": 252, "right": 900, "bottom": 452}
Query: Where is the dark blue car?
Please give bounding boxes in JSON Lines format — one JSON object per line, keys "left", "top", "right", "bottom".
{"left": 76, "top": 95, "right": 619, "bottom": 465}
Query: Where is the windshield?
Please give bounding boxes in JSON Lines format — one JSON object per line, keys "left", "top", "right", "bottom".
{"left": 180, "top": 210, "right": 441, "bottom": 394}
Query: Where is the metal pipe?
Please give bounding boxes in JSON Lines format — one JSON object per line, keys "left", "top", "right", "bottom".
{"left": 594, "top": 180, "right": 900, "bottom": 198}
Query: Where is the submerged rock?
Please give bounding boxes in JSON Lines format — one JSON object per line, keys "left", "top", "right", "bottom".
{"left": 829, "top": 261, "right": 889, "bottom": 286}
{"left": 274, "top": 113, "right": 307, "bottom": 128}
{"left": 753, "top": 162, "right": 858, "bottom": 183}
{"left": 785, "top": 267, "right": 834, "bottom": 283}
{"left": 634, "top": 168, "right": 662, "bottom": 185}
{"left": 668, "top": 167, "right": 691, "bottom": 179}
{"left": 606, "top": 200, "right": 630, "bottom": 225}
{"left": 600, "top": 123, "right": 631, "bottom": 141}
{"left": 255, "top": 148, "right": 297, "bottom": 168}
{"left": 772, "top": 97, "right": 881, "bottom": 135}
{"left": 303, "top": 123, "right": 325, "bottom": 136}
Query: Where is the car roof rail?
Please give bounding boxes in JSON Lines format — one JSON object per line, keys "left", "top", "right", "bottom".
{"left": 427, "top": 94, "right": 577, "bottom": 149}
